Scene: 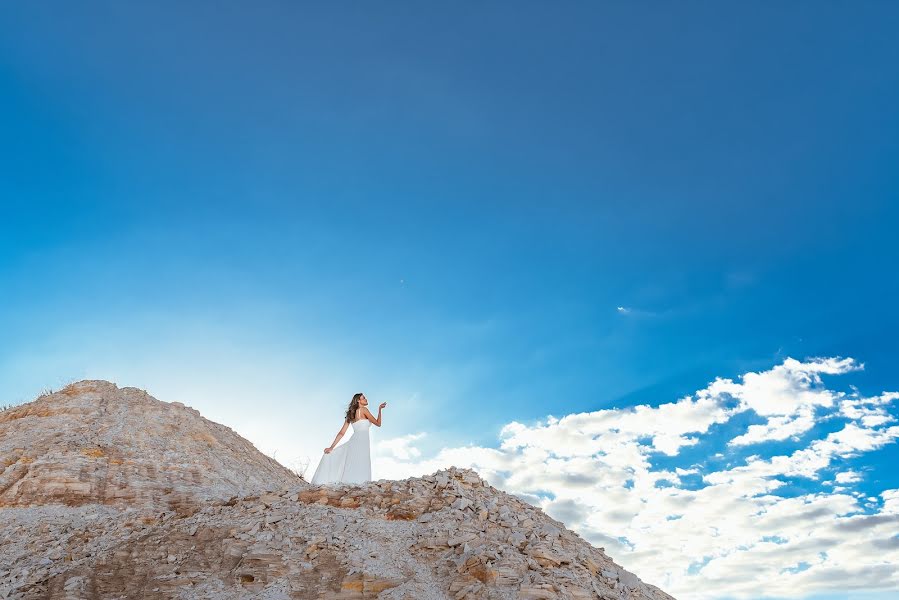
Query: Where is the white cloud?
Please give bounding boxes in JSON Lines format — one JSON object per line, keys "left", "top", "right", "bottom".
{"left": 882, "top": 490, "right": 899, "bottom": 514}
{"left": 377, "top": 357, "right": 899, "bottom": 599}
{"left": 615, "top": 306, "right": 664, "bottom": 318}
{"left": 728, "top": 409, "right": 816, "bottom": 446}
{"left": 376, "top": 432, "right": 426, "bottom": 460}
{"left": 835, "top": 470, "right": 862, "bottom": 484}
{"left": 722, "top": 357, "right": 862, "bottom": 446}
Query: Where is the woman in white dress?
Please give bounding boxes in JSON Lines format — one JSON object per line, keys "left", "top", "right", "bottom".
{"left": 310, "top": 392, "right": 387, "bottom": 485}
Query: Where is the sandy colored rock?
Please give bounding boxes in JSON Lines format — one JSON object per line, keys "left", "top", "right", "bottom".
{"left": 0, "top": 381, "right": 675, "bottom": 600}
{"left": 0, "top": 381, "right": 299, "bottom": 511}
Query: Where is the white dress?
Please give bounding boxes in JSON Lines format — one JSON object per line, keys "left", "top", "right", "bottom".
{"left": 311, "top": 418, "right": 372, "bottom": 484}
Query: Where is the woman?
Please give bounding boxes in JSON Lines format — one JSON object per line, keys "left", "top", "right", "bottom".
{"left": 310, "top": 392, "right": 387, "bottom": 485}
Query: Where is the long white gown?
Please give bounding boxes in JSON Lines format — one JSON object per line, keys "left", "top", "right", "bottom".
{"left": 310, "top": 418, "right": 372, "bottom": 484}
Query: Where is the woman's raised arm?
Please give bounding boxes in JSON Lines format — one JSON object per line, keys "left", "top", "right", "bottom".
{"left": 364, "top": 402, "right": 387, "bottom": 427}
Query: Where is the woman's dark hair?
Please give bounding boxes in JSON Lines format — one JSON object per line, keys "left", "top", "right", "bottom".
{"left": 345, "top": 393, "right": 364, "bottom": 423}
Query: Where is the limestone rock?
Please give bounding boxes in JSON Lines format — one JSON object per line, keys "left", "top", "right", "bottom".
{"left": 0, "top": 381, "right": 300, "bottom": 511}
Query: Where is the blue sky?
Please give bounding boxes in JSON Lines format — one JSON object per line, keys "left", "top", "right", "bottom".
{"left": 2, "top": 3, "right": 898, "bottom": 599}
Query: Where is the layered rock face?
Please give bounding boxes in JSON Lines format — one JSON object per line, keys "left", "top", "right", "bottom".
{"left": 0, "top": 381, "right": 674, "bottom": 600}
{"left": 0, "top": 381, "right": 298, "bottom": 511}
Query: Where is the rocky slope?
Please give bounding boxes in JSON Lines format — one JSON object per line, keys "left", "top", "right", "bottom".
{"left": 0, "top": 381, "right": 674, "bottom": 600}
{"left": 0, "top": 381, "right": 298, "bottom": 511}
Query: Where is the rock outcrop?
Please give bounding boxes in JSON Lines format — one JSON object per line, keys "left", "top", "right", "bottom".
{"left": 0, "top": 381, "right": 298, "bottom": 511}
{"left": 0, "top": 381, "right": 674, "bottom": 600}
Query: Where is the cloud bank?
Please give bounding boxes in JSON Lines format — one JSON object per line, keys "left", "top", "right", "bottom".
{"left": 373, "top": 357, "right": 899, "bottom": 599}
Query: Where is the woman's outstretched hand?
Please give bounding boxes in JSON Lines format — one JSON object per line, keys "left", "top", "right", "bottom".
{"left": 323, "top": 447, "right": 332, "bottom": 454}
{"left": 379, "top": 402, "right": 387, "bottom": 410}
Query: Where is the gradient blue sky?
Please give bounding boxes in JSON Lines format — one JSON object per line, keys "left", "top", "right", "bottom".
{"left": 2, "top": 4, "right": 898, "bottom": 599}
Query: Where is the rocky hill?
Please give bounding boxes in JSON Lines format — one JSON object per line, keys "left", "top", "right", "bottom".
{"left": 0, "top": 381, "right": 298, "bottom": 511}
{"left": 0, "top": 381, "right": 675, "bottom": 600}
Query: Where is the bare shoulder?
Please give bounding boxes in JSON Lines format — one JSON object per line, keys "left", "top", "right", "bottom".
{"left": 363, "top": 406, "right": 376, "bottom": 420}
